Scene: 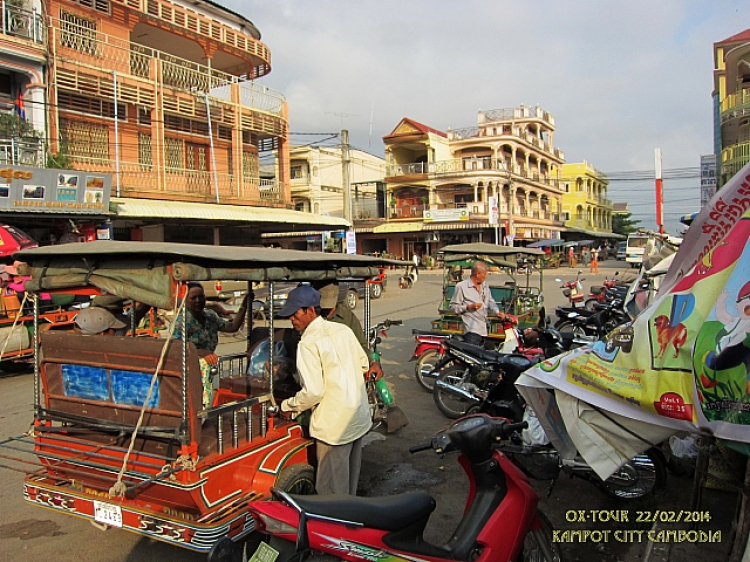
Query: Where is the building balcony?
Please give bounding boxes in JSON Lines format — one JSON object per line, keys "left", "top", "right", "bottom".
{"left": 50, "top": 20, "right": 286, "bottom": 120}
{"left": 720, "top": 141, "right": 750, "bottom": 180}
{"left": 720, "top": 89, "right": 750, "bottom": 124}
{"left": 0, "top": 2, "right": 45, "bottom": 48}
{"left": 478, "top": 106, "right": 555, "bottom": 128}
{"left": 0, "top": 136, "right": 45, "bottom": 166}
{"left": 105, "top": 163, "right": 286, "bottom": 206}
{"left": 111, "top": 0, "right": 270, "bottom": 77}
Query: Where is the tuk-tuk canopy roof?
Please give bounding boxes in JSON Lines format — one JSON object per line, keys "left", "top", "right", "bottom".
{"left": 14, "top": 241, "right": 410, "bottom": 310}
{"left": 438, "top": 242, "right": 545, "bottom": 256}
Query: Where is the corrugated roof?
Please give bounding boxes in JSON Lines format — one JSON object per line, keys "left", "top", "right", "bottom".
{"left": 383, "top": 118, "right": 447, "bottom": 140}
{"left": 110, "top": 197, "right": 350, "bottom": 228}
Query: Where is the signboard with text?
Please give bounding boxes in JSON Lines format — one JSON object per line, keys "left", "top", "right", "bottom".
{"left": 488, "top": 196, "right": 499, "bottom": 226}
{"left": 346, "top": 231, "right": 357, "bottom": 254}
{"left": 423, "top": 208, "right": 469, "bottom": 222}
{"left": 700, "top": 154, "right": 716, "bottom": 208}
{"left": 0, "top": 166, "right": 111, "bottom": 214}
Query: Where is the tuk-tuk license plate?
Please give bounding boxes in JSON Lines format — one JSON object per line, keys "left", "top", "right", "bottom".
{"left": 93, "top": 500, "right": 122, "bottom": 527}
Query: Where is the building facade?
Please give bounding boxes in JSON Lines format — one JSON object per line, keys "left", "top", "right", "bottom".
{"left": 714, "top": 29, "right": 750, "bottom": 188}
{"left": 0, "top": 0, "right": 46, "bottom": 167}
{"left": 289, "top": 145, "right": 385, "bottom": 219}
{"left": 560, "top": 162, "right": 613, "bottom": 236}
{"left": 0, "top": 0, "right": 349, "bottom": 246}
{"left": 366, "top": 107, "right": 566, "bottom": 261}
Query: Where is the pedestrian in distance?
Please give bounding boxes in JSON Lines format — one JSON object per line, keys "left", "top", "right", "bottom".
{"left": 582, "top": 246, "right": 590, "bottom": 266}
{"left": 590, "top": 247, "right": 600, "bottom": 273}
{"left": 568, "top": 246, "right": 576, "bottom": 268}
{"left": 449, "top": 260, "right": 512, "bottom": 347}
{"left": 276, "top": 285, "right": 371, "bottom": 495}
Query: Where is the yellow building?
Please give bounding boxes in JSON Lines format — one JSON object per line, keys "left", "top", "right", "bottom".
{"left": 560, "top": 162, "right": 613, "bottom": 236}
{"left": 714, "top": 29, "right": 750, "bottom": 187}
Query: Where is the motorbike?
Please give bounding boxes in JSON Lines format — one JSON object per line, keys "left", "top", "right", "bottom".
{"left": 556, "top": 272, "right": 585, "bottom": 307}
{"left": 583, "top": 272, "right": 626, "bottom": 310}
{"left": 410, "top": 328, "right": 452, "bottom": 392}
{"left": 554, "top": 298, "right": 630, "bottom": 347}
{"left": 247, "top": 414, "right": 562, "bottom": 562}
{"left": 432, "top": 324, "right": 667, "bottom": 502}
{"left": 367, "top": 318, "right": 409, "bottom": 433}
{"left": 431, "top": 315, "right": 567, "bottom": 419}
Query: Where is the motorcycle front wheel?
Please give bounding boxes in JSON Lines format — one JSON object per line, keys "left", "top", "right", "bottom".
{"left": 414, "top": 349, "right": 441, "bottom": 392}
{"left": 555, "top": 321, "right": 589, "bottom": 346}
{"left": 599, "top": 448, "right": 667, "bottom": 501}
{"left": 433, "top": 365, "right": 477, "bottom": 419}
{"left": 518, "top": 511, "right": 563, "bottom": 562}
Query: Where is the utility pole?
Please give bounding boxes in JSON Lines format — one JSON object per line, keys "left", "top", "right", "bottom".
{"left": 654, "top": 148, "right": 664, "bottom": 234}
{"left": 506, "top": 170, "right": 515, "bottom": 246}
{"left": 341, "top": 129, "right": 352, "bottom": 225}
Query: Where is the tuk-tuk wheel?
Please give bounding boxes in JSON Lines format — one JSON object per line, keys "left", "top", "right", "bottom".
{"left": 275, "top": 463, "right": 316, "bottom": 495}
{"left": 370, "top": 283, "right": 383, "bottom": 299}
{"left": 208, "top": 536, "right": 242, "bottom": 562}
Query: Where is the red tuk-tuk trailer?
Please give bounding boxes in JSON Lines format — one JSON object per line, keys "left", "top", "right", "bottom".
{"left": 2, "top": 241, "right": 395, "bottom": 560}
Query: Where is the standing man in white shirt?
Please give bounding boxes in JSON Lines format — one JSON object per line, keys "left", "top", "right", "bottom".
{"left": 450, "top": 261, "right": 509, "bottom": 347}
{"left": 276, "top": 285, "right": 371, "bottom": 495}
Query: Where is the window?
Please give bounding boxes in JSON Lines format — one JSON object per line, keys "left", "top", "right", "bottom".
{"left": 60, "top": 118, "right": 109, "bottom": 162}
{"left": 60, "top": 11, "right": 97, "bottom": 55}
{"left": 290, "top": 165, "right": 303, "bottom": 179}
{"left": 138, "top": 133, "right": 152, "bottom": 170}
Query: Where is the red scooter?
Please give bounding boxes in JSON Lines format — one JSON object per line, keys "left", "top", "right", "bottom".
{"left": 247, "top": 414, "right": 561, "bottom": 562}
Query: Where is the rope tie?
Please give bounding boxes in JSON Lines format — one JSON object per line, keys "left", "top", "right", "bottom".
{"left": 108, "top": 296, "right": 186, "bottom": 499}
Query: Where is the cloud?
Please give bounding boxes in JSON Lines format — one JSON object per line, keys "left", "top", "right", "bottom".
{"left": 227, "top": 0, "right": 749, "bottom": 233}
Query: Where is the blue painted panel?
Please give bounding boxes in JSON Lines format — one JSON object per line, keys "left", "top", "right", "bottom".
{"left": 111, "top": 370, "right": 160, "bottom": 408}
{"left": 61, "top": 364, "right": 109, "bottom": 401}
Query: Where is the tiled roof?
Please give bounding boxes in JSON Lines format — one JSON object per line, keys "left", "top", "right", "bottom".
{"left": 716, "top": 29, "right": 750, "bottom": 46}
{"left": 384, "top": 118, "right": 447, "bottom": 140}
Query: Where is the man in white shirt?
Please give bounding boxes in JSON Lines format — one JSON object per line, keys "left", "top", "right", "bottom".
{"left": 276, "top": 285, "right": 371, "bottom": 495}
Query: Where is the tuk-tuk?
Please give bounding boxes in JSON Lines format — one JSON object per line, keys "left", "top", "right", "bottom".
{"left": 431, "top": 243, "right": 545, "bottom": 340}
{"left": 0, "top": 241, "right": 401, "bottom": 560}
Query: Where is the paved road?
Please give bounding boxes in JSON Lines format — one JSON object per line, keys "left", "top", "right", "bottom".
{"left": 0, "top": 260, "right": 732, "bottom": 561}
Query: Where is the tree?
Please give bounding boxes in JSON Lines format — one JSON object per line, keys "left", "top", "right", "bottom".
{"left": 612, "top": 212, "right": 641, "bottom": 236}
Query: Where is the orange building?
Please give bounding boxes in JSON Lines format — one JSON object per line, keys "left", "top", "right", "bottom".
{"left": 46, "top": 0, "right": 289, "bottom": 208}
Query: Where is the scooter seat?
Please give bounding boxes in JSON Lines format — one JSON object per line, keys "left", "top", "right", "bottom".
{"left": 288, "top": 491, "right": 436, "bottom": 531}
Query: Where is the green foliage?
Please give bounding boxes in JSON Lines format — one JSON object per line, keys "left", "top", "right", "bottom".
{"left": 0, "top": 112, "right": 39, "bottom": 139}
{"left": 46, "top": 150, "right": 73, "bottom": 169}
{"left": 612, "top": 212, "right": 641, "bottom": 236}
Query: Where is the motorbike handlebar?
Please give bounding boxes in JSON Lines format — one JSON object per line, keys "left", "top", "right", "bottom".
{"left": 409, "top": 443, "right": 432, "bottom": 454}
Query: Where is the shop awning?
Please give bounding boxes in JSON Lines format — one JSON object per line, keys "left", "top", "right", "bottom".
{"left": 110, "top": 197, "right": 350, "bottom": 229}
{"left": 373, "top": 222, "right": 423, "bottom": 234}
{"left": 563, "top": 226, "right": 625, "bottom": 239}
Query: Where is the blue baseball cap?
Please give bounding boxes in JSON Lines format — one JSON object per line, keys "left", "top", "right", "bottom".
{"left": 276, "top": 285, "right": 321, "bottom": 318}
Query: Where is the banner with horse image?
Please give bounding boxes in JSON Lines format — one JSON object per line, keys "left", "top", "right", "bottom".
{"left": 520, "top": 162, "right": 750, "bottom": 449}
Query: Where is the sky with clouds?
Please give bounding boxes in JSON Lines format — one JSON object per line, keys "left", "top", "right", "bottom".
{"left": 227, "top": 1, "right": 750, "bottom": 235}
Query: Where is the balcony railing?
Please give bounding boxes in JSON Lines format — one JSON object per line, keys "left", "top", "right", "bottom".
{"left": 1, "top": 2, "right": 44, "bottom": 45}
{"left": 720, "top": 89, "right": 750, "bottom": 119}
{"left": 51, "top": 19, "right": 286, "bottom": 117}
{"left": 0, "top": 136, "right": 45, "bottom": 166}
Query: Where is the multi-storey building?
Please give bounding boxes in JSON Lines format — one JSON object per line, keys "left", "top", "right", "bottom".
{"left": 0, "top": 0, "right": 46, "bottom": 166}
{"left": 0, "top": 0, "right": 347, "bottom": 245}
{"left": 370, "top": 108, "right": 566, "bottom": 260}
{"left": 714, "top": 28, "right": 750, "bottom": 188}
{"left": 289, "top": 145, "right": 385, "bottom": 219}
{"left": 560, "top": 162, "right": 613, "bottom": 236}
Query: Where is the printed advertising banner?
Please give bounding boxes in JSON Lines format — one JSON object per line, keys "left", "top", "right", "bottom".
{"left": 521, "top": 160, "right": 750, "bottom": 454}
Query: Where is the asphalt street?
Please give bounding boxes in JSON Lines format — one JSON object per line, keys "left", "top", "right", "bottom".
{"left": 0, "top": 259, "right": 734, "bottom": 562}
